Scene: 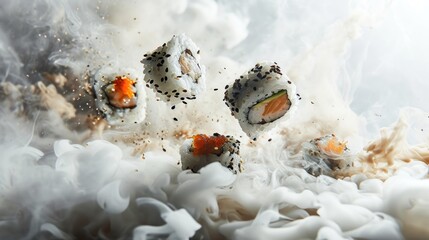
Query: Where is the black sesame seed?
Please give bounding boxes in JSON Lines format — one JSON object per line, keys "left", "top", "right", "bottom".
{"left": 171, "top": 105, "right": 176, "bottom": 110}
{"left": 166, "top": 54, "right": 171, "bottom": 57}
{"left": 165, "top": 68, "right": 168, "bottom": 72}
{"left": 173, "top": 117, "right": 178, "bottom": 121}
{"left": 225, "top": 85, "right": 229, "bottom": 89}
{"left": 214, "top": 88, "right": 218, "bottom": 91}
{"left": 182, "top": 101, "right": 187, "bottom": 104}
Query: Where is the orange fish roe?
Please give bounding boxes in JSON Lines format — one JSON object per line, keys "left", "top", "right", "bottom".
{"left": 319, "top": 136, "right": 347, "bottom": 155}
{"left": 192, "top": 134, "right": 228, "bottom": 156}
{"left": 113, "top": 76, "right": 136, "bottom": 99}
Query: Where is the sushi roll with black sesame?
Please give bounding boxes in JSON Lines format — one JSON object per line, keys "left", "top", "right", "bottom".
{"left": 180, "top": 133, "right": 243, "bottom": 174}
{"left": 224, "top": 62, "right": 298, "bottom": 139}
{"left": 141, "top": 34, "right": 205, "bottom": 103}
{"left": 92, "top": 68, "right": 146, "bottom": 125}
{"left": 302, "top": 134, "right": 350, "bottom": 177}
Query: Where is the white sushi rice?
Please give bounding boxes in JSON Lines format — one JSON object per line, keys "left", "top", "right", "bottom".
{"left": 180, "top": 135, "right": 242, "bottom": 174}
{"left": 92, "top": 67, "right": 146, "bottom": 125}
{"left": 224, "top": 62, "right": 298, "bottom": 140}
{"left": 141, "top": 34, "right": 206, "bottom": 103}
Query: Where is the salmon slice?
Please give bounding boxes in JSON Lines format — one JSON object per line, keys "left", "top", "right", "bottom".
{"left": 318, "top": 136, "right": 347, "bottom": 155}
{"left": 248, "top": 90, "right": 291, "bottom": 124}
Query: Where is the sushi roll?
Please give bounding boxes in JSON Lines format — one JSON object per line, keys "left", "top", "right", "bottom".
{"left": 224, "top": 62, "right": 298, "bottom": 139}
{"left": 180, "top": 133, "right": 243, "bottom": 174}
{"left": 302, "top": 134, "right": 350, "bottom": 177}
{"left": 92, "top": 67, "right": 146, "bottom": 125}
{"left": 141, "top": 34, "right": 206, "bottom": 103}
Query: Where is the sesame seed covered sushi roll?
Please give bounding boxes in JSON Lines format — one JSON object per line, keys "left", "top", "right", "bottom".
{"left": 141, "top": 34, "right": 206, "bottom": 103}
{"left": 302, "top": 134, "right": 350, "bottom": 177}
{"left": 224, "top": 62, "right": 298, "bottom": 140}
{"left": 180, "top": 133, "right": 243, "bottom": 174}
{"left": 92, "top": 68, "right": 146, "bottom": 125}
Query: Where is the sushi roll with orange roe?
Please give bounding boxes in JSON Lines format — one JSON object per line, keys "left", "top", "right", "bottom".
{"left": 302, "top": 134, "right": 350, "bottom": 177}
{"left": 141, "top": 34, "right": 205, "bottom": 104}
{"left": 180, "top": 133, "right": 243, "bottom": 174}
{"left": 92, "top": 68, "right": 146, "bottom": 125}
{"left": 224, "top": 62, "right": 298, "bottom": 140}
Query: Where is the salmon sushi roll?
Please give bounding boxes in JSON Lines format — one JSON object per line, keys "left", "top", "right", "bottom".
{"left": 302, "top": 134, "right": 350, "bottom": 177}
{"left": 224, "top": 62, "right": 298, "bottom": 139}
{"left": 141, "top": 34, "right": 206, "bottom": 103}
{"left": 180, "top": 133, "right": 243, "bottom": 174}
{"left": 92, "top": 67, "right": 146, "bottom": 125}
